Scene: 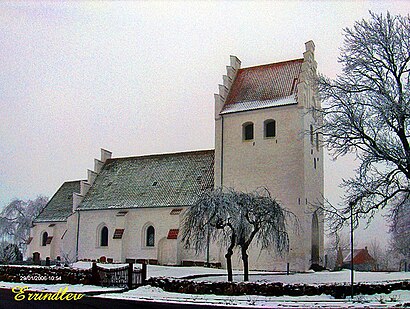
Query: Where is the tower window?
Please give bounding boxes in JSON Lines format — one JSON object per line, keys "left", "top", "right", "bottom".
{"left": 316, "top": 132, "right": 319, "bottom": 151}
{"left": 243, "top": 122, "right": 254, "bottom": 141}
{"left": 264, "top": 119, "right": 276, "bottom": 138}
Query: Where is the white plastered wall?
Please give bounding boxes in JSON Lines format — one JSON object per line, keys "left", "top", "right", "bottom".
{"left": 76, "top": 207, "right": 213, "bottom": 264}
{"left": 26, "top": 221, "right": 67, "bottom": 261}
{"left": 214, "top": 105, "right": 308, "bottom": 271}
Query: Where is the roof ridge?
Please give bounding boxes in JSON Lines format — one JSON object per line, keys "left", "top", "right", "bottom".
{"left": 106, "top": 149, "right": 215, "bottom": 162}
{"left": 240, "top": 58, "right": 303, "bottom": 70}
{"left": 63, "top": 179, "right": 86, "bottom": 184}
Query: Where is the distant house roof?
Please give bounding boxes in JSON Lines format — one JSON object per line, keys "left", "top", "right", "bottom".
{"left": 343, "top": 247, "right": 375, "bottom": 265}
{"left": 78, "top": 150, "right": 214, "bottom": 210}
{"left": 34, "top": 180, "right": 81, "bottom": 223}
{"left": 221, "top": 59, "right": 303, "bottom": 114}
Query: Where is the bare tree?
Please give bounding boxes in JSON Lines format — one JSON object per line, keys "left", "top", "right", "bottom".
{"left": 233, "top": 188, "right": 292, "bottom": 281}
{"left": 317, "top": 12, "right": 410, "bottom": 230}
{"left": 61, "top": 250, "right": 78, "bottom": 267}
{"left": 0, "top": 242, "right": 23, "bottom": 264}
{"left": 0, "top": 196, "right": 48, "bottom": 253}
{"left": 368, "top": 238, "right": 389, "bottom": 271}
{"left": 182, "top": 188, "right": 239, "bottom": 281}
{"left": 325, "top": 231, "right": 351, "bottom": 270}
{"left": 183, "top": 187, "right": 292, "bottom": 282}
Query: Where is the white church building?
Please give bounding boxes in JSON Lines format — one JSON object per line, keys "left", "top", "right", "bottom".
{"left": 27, "top": 41, "right": 324, "bottom": 272}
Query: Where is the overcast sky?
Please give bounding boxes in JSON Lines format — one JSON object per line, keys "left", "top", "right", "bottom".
{"left": 1, "top": 1, "right": 409, "bottom": 247}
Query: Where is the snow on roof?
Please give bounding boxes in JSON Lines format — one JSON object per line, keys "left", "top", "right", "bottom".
{"left": 220, "top": 95, "right": 297, "bottom": 114}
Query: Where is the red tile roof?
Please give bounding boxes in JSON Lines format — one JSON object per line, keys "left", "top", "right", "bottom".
{"left": 222, "top": 58, "right": 303, "bottom": 113}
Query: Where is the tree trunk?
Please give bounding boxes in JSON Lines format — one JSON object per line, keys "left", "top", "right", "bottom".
{"left": 241, "top": 246, "right": 249, "bottom": 281}
{"left": 225, "top": 232, "right": 236, "bottom": 282}
{"left": 225, "top": 249, "right": 233, "bottom": 282}
{"left": 240, "top": 227, "right": 258, "bottom": 282}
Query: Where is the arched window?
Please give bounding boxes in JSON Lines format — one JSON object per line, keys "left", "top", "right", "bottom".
{"left": 310, "top": 125, "right": 314, "bottom": 145}
{"left": 146, "top": 226, "right": 155, "bottom": 247}
{"left": 100, "top": 226, "right": 108, "bottom": 247}
{"left": 41, "top": 231, "right": 48, "bottom": 246}
{"left": 264, "top": 119, "right": 276, "bottom": 138}
{"left": 311, "top": 213, "right": 320, "bottom": 264}
{"left": 243, "top": 122, "right": 254, "bottom": 141}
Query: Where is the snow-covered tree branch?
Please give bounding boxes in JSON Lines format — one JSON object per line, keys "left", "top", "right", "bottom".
{"left": 182, "top": 187, "right": 294, "bottom": 281}
{"left": 0, "top": 196, "right": 48, "bottom": 254}
{"left": 316, "top": 11, "right": 410, "bottom": 230}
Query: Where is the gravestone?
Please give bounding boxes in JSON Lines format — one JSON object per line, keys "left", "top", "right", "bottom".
{"left": 33, "top": 252, "right": 40, "bottom": 265}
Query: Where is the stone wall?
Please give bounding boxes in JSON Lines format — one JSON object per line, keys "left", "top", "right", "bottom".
{"left": 147, "top": 277, "right": 409, "bottom": 299}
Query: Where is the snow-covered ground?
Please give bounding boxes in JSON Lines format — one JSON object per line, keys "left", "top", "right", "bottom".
{"left": 2, "top": 263, "right": 408, "bottom": 307}
{"left": 98, "top": 285, "right": 410, "bottom": 308}
{"left": 72, "top": 262, "right": 129, "bottom": 270}
{"left": 71, "top": 261, "right": 410, "bottom": 284}
{"left": 192, "top": 269, "right": 410, "bottom": 284}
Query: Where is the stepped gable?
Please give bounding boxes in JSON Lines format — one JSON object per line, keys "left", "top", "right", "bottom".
{"left": 220, "top": 58, "right": 303, "bottom": 114}
{"left": 78, "top": 150, "right": 214, "bottom": 210}
{"left": 34, "top": 180, "right": 82, "bottom": 222}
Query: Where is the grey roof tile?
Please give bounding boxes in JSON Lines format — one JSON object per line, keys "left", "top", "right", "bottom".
{"left": 78, "top": 150, "right": 214, "bottom": 210}
{"left": 35, "top": 180, "right": 81, "bottom": 222}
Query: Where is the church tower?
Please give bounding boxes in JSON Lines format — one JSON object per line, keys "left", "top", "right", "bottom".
{"left": 214, "top": 41, "right": 324, "bottom": 271}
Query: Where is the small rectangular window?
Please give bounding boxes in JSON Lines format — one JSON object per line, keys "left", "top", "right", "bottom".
{"left": 243, "top": 123, "right": 254, "bottom": 140}
{"left": 265, "top": 120, "right": 276, "bottom": 138}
